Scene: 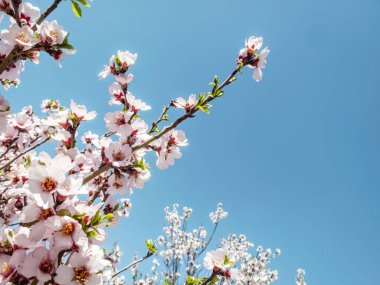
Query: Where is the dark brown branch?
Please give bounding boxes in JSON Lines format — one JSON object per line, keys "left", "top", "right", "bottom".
{"left": 11, "top": 0, "right": 21, "bottom": 27}
{"left": 32, "top": 0, "right": 63, "bottom": 30}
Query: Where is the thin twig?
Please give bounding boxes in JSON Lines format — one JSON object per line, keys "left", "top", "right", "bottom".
{"left": 0, "top": 137, "right": 50, "bottom": 171}
{"left": 196, "top": 222, "right": 218, "bottom": 258}
{"left": 82, "top": 62, "right": 246, "bottom": 186}
{"left": 148, "top": 100, "right": 175, "bottom": 134}
{"left": 112, "top": 252, "right": 153, "bottom": 278}
{"left": 32, "top": 0, "right": 63, "bottom": 30}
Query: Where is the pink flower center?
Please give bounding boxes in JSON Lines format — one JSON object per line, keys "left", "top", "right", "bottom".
{"left": 74, "top": 266, "right": 91, "bottom": 285}
{"left": 113, "top": 113, "right": 126, "bottom": 125}
{"left": 112, "top": 150, "right": 125, "bottom": 161}
{"left": 1, "top": 262, "right": 14, "bottom": 278}
{"left": 61, "top": 222, "right": 74, "bottom": 235}
{"left": 39, "top": 259, "right": 53, "bottom": 274}
{"left": 41, "top": 177, "right": 57, "bottom": 192}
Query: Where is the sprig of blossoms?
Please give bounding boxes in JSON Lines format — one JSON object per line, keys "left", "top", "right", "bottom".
{"left": 0, "top": 1, "right": 76, "bottom": 88}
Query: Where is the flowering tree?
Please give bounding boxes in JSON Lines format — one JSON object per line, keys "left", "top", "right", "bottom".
{"left": 0, "top": 1, "right": 307, "bottom": 285}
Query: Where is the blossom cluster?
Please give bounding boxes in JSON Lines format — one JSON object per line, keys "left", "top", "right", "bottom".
{"left": 0, "top": 1, "right": 75, "bottom": 89}
{"left": 127, "top": 205, "right": 306, "bottom": 285}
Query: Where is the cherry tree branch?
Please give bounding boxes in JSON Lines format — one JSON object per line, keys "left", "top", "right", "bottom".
{"left": 82, "top": 62, "right": 246, "bottom": 187}
{"left": 33, "top": 0, "right": 63, "bottom": 30}
{"left": 10, "top": 0, "right": 21, "bottom": 27}
{"left": 0, "top": 0, "right": 63, "bottom": 75}
{"left": 133, "top": 63, "right": 244, "bottom": 152}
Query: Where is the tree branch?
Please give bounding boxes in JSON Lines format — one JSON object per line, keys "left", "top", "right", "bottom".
{"left": 0, "top": 136, "right": 50, "bottom": 171}
{"left": 11, "top": 0, "right": 21, "bottom": 27}
{"left": 112, "top": 252, "right": 153, "bottom": 278}
{"left": 82, "top": 61, "right": 247, "bottom": 186}
{"left": 32, "top": 0, "right": 63, "bottom": 30}
{"left": 0, "top": 0, "right": 63, "bottom": 76}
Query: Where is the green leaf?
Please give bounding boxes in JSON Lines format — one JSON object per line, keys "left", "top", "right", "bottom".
{"left": 152, "top": 124, "right": 160, "bottom": 133}
{"left": 145, "top": 239, "right": 157, "bottom": 254}
{"left": 89, "top": 210, "right": 101, "bottom": 226}
{"left": 209, "top": 277, "right": 220, "bottom": 285}
{"left": 186, "top": 276, "right": 207, "bottom": 285}
{"left": 88, "top": 230, "right": 98, "bottom": 238}
{"left": 58, "top": 209, "right": 71, "bottom": 217}
{"left": 115, "top": 56, "right": 122, "bottom": 67}
{"left": 24, "top": 155, "right": 31, "bottom": 168}
{"left": 102, "top": 213, "right": 114, "bottom": 221}
{"left": 56, "top": 42, "right": 75, "bottom": 50}
{"left": 223, "top": 254, "right": 235, "bottom": 265}
{"left": 162, "top": 113, "right": 169, "bottom": 121}
{"left": 76, "top": 0, "right": 91, "bottom": 7}
{"left": 71, "top": 0, "right": 82, "bottom": 17}
{"left": 198, "top": 104, "right": 211, "bottom": 114}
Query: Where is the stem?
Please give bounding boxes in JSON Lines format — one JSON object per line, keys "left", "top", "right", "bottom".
{"left": 83, "top": 164, "right": 110, "bottom": 185}
{"left": 82, "top": 62, "right": 246, "bottom": 186}
{"left": 200, "top": 271, "right": 219, "bottom": 285}
{"left": 0, "top": 137, "right": 50, "bottom": 171}
{"left": 11, "top": 0, "right": 21, "bottom": 27}
{"left": 133, "top": 64, "right": 243, "bottom": 152}
{"left": 148, "top": 100, "right": 175, "bottom": 134}
{"left": 197, "top": 222, "right": 218, "bottom": 258}
{"left": 112, "top": 252, "right": 153, "bottom": 278}
{"left": 32, "top": 0, "right": 63, "bottom": 31}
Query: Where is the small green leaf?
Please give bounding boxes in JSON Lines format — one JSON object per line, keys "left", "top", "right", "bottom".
{"left": 76, "top": 0, "right": 91, "bottom": 7}
{"left": 145, "top": 239, "right": 157, "bottom": 254}
{"left": 209, "top": 277, "right": 220, "bottom": 285}
{"left": 186, "top": 276, "right": 207, "bottom": 285}
{"left": 58, "top": 209, "right": 71, "bottom": 217}
{"left": 162, "top": 113, "right": 169, "bottom": 121}
{"left": 115, "top": 56, "right": 122, "bottom": 67}
{"left": 102, "top": 213, "right": 114, "bottom": 221}
{"left": 71, "top": 0, "right": 82, "bottom": 17}
{"left": 24, "top": 155, "right": 31, "bottom": 168}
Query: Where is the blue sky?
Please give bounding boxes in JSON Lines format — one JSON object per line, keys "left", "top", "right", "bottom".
{"left": 5, "top": 0, "right": 380, "bottom": 284}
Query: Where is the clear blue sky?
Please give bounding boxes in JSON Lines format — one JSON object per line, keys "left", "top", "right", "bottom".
{"left": 5, "top": 0, "right": 380, "bottom": 284}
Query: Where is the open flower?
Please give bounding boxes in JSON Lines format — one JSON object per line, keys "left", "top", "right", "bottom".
{"left": 1, "top": 23, "right": 38, "bottom": 50}
{"left": 204, "top": 248, "right": 227, "bottom": 270}
{"left": 117, "top": 50, "right": 137, "bottom": 70}
{"left": 20, "top": 247, "right": 58, "bottom": 283}
{"left": 70, "top": 100, "right": 97, "bottom": 123}
{"left": 28, "top": 152, "right": 73, "bottom": 208}
{"left": 238, "top": 36, "right": 270, "bottom": 82}
{"left": 17, "top": 2, "right": 40, "bottom": 26}
{"left": 55, "top": 252, "right": 103, "bottom": 285}
{"left": 104, "top": 111, "right": 133, "bottom": 135}
{"left": 104, "top": 142, "right": 132, "bottom": 167}
{"left": 0, "top": 250, "right": 26, "bottom": 283}
{"left": 174, "top": 94, "right": 196, "bottom": 111}
{"left": 40, "top": 20, "right": 68, "bottom": 45}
